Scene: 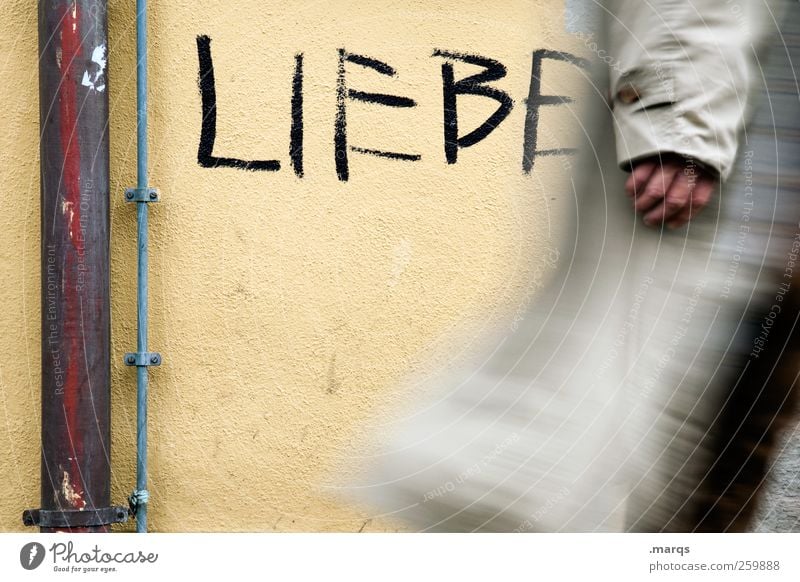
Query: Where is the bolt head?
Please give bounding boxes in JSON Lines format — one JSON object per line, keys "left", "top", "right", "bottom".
{"left": 150, "top": 355, "right": 159, "bottom": 364}
{"left": 126, "top": 355, "right": 136, "bottom": 364}
{"left": 126, "top": 191, "right": 134, "bottom": 199}
{"left": 149, "top": 191, "right": 157, "bottom": 200}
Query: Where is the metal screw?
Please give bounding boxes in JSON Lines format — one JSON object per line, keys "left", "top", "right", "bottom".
{"left": 150, "top": 355, "right": 159, "bottom": 364}
{"left": 126, "top": 355, "right": 136, "bottom": 365}
{"left": 126, "top": 191, "right": 133, "bottom": 199}
{"left": 149, "top": 191, "right": 157, "bottom": 200}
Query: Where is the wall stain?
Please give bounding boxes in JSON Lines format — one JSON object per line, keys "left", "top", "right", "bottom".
{"left": 327, "top": 352, "right": 340, "bottom": 394}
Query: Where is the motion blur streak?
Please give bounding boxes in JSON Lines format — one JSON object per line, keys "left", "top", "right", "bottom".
{"left": 350, "top": 0, "right": 800, "bottom": 532}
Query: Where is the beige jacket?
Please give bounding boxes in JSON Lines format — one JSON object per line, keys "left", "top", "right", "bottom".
{"left": 353, "top": 1, "right": 791, "bottom": 533}
{"left": 604, "top": 0, "right": 780, "bottom": 180}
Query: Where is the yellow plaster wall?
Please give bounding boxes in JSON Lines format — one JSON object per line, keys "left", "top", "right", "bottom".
{"left": 0, "top": 0, "right": 587, "bottom": 531}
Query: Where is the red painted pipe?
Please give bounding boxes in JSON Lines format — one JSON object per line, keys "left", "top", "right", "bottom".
{"left": 37, "top": 0, "right": 111, "bottom": 533}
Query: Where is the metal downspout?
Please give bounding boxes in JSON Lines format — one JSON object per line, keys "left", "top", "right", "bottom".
{"left": 26, "top": 0, "right": 128, "bottom": 533}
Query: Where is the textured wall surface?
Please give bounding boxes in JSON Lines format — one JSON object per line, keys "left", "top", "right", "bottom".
{"left": 0, "top": 0, "right": 585, "bottom": 531}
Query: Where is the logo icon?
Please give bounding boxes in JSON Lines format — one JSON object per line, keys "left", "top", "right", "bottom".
{"left": 20, "top": 542, "right": 46, "bottom": 570}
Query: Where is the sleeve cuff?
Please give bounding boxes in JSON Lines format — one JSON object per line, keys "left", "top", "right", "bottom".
{"left": 610, "top": 61, "right": 742, "bottom": 181}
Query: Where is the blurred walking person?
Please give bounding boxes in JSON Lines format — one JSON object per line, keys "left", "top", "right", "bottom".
{"left": 351, "top": 0, "right": 799, "bottom": 532}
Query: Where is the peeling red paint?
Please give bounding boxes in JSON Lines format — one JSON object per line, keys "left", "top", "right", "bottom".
{"left": 38, "top": 0, "right": 110, "bottom": 534}
{"left": 58, "top": 1, "right": 86, "bottom": 517}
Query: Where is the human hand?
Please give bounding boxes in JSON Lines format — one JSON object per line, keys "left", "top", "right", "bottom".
{"left": 624, "top": 153, "right": 718, "bottom": 229}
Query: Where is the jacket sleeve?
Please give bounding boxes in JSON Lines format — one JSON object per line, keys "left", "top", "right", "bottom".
{"left": 602, "top": 0, "right": 776, "bottom": 180}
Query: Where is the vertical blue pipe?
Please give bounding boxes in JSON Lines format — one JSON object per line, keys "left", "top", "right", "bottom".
{"left": 135, "top": 0, "right": 149, "bottom": 533}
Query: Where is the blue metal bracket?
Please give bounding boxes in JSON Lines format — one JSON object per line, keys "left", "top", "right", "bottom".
{"left": 124, "top": 187, "right": 160, "bottom": 203}
{"left": 124, "top": 352, "right": 162, "bottom": 367}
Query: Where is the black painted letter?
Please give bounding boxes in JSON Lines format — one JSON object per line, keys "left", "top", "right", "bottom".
{"left": 335, "top": 50, "right": 420, "bottom": 182}
{"left": 522, "top": 50, "right": 589, "bottom": 174}
{"left": 434, "top": 50, "right": 514, "bottom": 164}
{"left": 290, "top": 53, "right": 304, "bottom": 177}
{"left": 196, "top": 35, "right": 281, "bottom": 171}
